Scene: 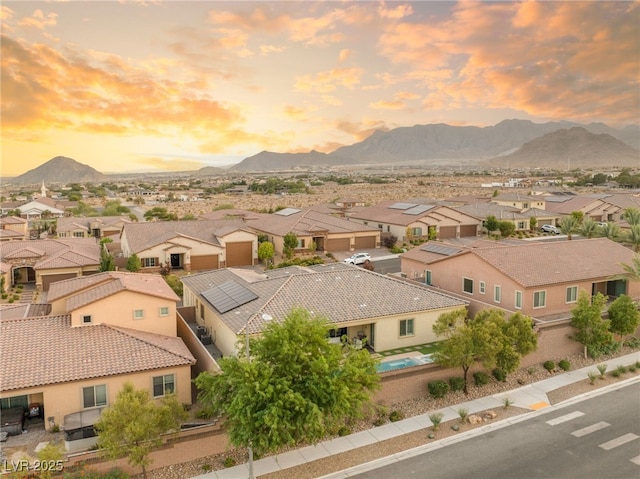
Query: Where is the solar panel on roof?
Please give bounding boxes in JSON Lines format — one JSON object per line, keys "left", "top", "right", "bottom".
{"left": 388, "top": 202, "right": 418, "bottom": 210}
{"left": 420, "top": 243, "right": 462, "bottom": 256}
{"left": 201, "top": 280, "right": 258, "bottom": 313}
{"left": 403, "top": 204, "right": 435, "bottom": 215}
{"left": 275, "top": 208, "right": 302, "bottom": 216}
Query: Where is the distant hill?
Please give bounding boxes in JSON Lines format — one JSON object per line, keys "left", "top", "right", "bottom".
{"left": 12, "top": 156, "right": 107, "bottom": 184}
{"left": 193, "top": 165, "right": 230, "bottom": 176}
{"left": 489, "top": 127, "right": 640, "bottom": 169}
{"left": 231, "top": 120, "right": 640, "bottom": 171}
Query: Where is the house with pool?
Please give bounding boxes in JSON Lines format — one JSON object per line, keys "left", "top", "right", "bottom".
{"left": 181, "top": 263, "right": 468, "bottom": 357}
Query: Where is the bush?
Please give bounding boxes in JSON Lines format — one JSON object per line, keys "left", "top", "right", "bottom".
{"left": 473, "top": 371, "right": 490, "bottom": 386}
{"left": 429, "top": 412, "right": 444, "bottom": 431}
{"left": 587, "top": 371, "right": 597, "bottom": 384}
{"left": 388, "top": 410, "right": 404, "bottom": 422}
{"left": 615, "top": 365, "right": 627, "bottom": 375}
{"left": 543, "top": 360, "right": 555, "bottom": 373}
{"left": 628, "top": 364, "right": 637, "bottom": 373}
{"left": 597, "top": 364, "right": 608, "bottom": 378}
{"left": 611, "top": 369, "right": 621, "bottom": 378}
{"left": 623, "top": 336, "right": 640, "bottom": 349}
{"left": 449, "top": 377, "right": 465, "bottom": 392}
{"left": 373, "top": 417, "right": 386, "bottom": 427}
{"left": 457, "top": 407, "right": 469, "bottom": 423}
{"left": 223, "top": 457, "right": 236, "bottom": 468}
{"left": 1, "top": 294, "right": 7, "bottom": 299}
{"left": 428, "top": 380, "right": 449, "bottom": 398}
{"left": 337, "top": 426, "right": 352, "bottom": 436}
{"left": 492, "top": 368, "right": 507, "bottom": 382}
{"left": 558, "top": 359, "right": 571, "bottom": 371}
{"left": 382, "top": 235, "right": 398, "bottom": 248}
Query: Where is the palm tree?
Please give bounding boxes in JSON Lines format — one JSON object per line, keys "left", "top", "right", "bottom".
{"left": 624, "top": 207, "right": 640, "bottom": 226}
{"left": 628, "top": 225, "right": 640, "bottom": 252}
{"left": 578, "top": 218, "right": 598, "bottom": 239}
{"left": 598, "top": 222, "right": 621, "bottom": 240}
{"left": 558, "top": 215, "right": 578, "bottom": 240}
{"left": 618, "top": 253, "right": 640, "bottom": 280}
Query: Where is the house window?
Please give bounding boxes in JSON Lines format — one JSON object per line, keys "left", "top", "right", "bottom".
{"left": 399, "top": 319, "right": 414, "bottom": 337}
{"left": 378, "top": 224, "right": 383, "bottom": 230}
{"left": 82, "top": 315, "right": 92, "bottom": 324}
{"left": 517, "top": 222, "right": 526, "bottom": 229}
{"left": 387, "top": 226, "right": 391, "bottom": 232}
{"left": 425, "top": 270, "right": 432, "bottom": 286}
{"left": 494, "top": 285, "right": 501, "bottom": 303}
{"left": 515, "top": 291, "right": 523, "bottom": 309}
{"left": 297, "top": 239, "right": 305, "bottom": 248}
{"left": 523, "top": 203, "right": 529, "bottom": 209}
{"left": 533, "top": 290, "right": 546, "bottom": 308}
{"left": 133, "top": 309, "right": 144, "bottom": 320}
{"left": 159, "top": 307, "right": 169, "bottom": 317}
{"left": 142, "top": 257, "right": 157, "bottom": 268}
{"left": 153, "top": 374, "right": 175, "bottom": 397}
{"left": 199, "top": 303, "right": 204, "bottom": 319}
{"left": 479, "top": 281, "right": 486, "bottom": 294}
{"left": 83, "top": 385, "right": 107, "bottom": 408}
{"left": 1, "top": 395, "right": 28, "bottom": 411}
{"left": 463, "top": 278, "right": 473, "bottom": 294}
{"left": 411, "top": 227, "right": 422, "bottom": 237}
{"left": 73, "top": 231, "right": 84, "bottom": 238}
{"left": 566, "top": 286, "right": 578, "bottom": 303}
{"left": 364, "top": 221, "right": 368, "bottom": 225}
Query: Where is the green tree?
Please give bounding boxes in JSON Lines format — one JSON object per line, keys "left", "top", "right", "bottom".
{"left": 571, "top": 211, "right": 584, "bottom": 224}
{"left": 485, "top": 215, "right": 498, "bottom": 235}
{"left": 578, "top": 218, "right": 598, "bottom": 239}
{"left": 618, "top": 254, "right": 640, "bottom": 280}
{"left": 126, "top": 253, "right": 142, "bottom": 272}
{"left": 624, "top": 207, "right": 640, "bottom": 226}
{"left": 558, "top": 215, "right": 578, "bottom": 240}
{"left": 570, "top": 291, "right": 613, "bottom": 358}
{"left": 432, "top": 309, "right": 502, "bottom": 394}
{"left": 497, "top": 221, "right": 515, "bottom": 238}
{"left": 95, "top": 383, "right": 187, "bottom": 479}
{"left": 628, "top": 225, "right": 640, "bottom": 252}
{"left": 283, "top": 232, "right": 298, "bottom": 259}
{"left": 164, "top": 274, "right": 183, "bottom": 297}
{"left": 144, "top": 207, "right": 178, "bottom": 221}
{"left": 99, "top": 247, "right": 115, "bottom": 272}
{"left": 599, "top": 222, "right": 621, "bottom": 240}
{"left": 194, "top": 308, "right": 379, "bottom": 456}
{"left": 529, "top": 217, "right": 537, "bottom": 231}
{"left": 258, "top": 241, "right": 275, "bottom": 266}
{"left": 607, "top": 294, "right": 639, "bottom": 342}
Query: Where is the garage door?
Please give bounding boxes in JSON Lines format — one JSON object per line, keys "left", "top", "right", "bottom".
{"left": 439, "top": 226, "right": 457, "bottom": 239}
{"left": 459, "top": 225, "right": 478, "bottom": 237}
{"left": 226, "top": 241, "right": 253, "bottom": 267}
{"left": 326, "top": 237, "right": 350, "bottom": 252}
{"left": 354, "top": 236, "right": 376, "bottom": 249}
{"left": 41, "top": 273, "right": 77, "bottom": 291}
{"left": 190, "top": 255, "right": 219, "bottom": 271}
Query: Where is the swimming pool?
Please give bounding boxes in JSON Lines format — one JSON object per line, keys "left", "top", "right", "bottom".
{"left": 376, "top": 354, "right": 434, "bottom": 373}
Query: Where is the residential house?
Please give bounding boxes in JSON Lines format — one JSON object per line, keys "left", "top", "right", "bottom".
{"left": 181, "top": 263, "right": 468, "bottom": 357}
{"left": 491, "top": 192, "right": 548, "bottom": 211}
{"left": 56, "top": 216, "right": 134, "bottom": 240}
{"left": 541, "top": 193, "right": 640, "bottom": 224}
{"left": 0, "top": 216, "right": 28, "bottom": 241}
{"left": 348, "top": 199, "right": 482, "bottom": 241}
{"left": 454, "top": 202, "right": 559, "bottom": 232}
{"left": 0, "top": 272, "right": 196, "bottom": 452}
{"left": 0, "top": 238, "right": 100, "bottom": 291}
{"left": 0, "top": 197, "right": 78, "bottom": 220}
{"left": 406, "top": 238, "right": 639, "bottom": 319}
{"left": 243, "top": 208, "right": 381, "bottom": 253}
{"left": 120, "top": 219, "right": 258, "bottom": 272}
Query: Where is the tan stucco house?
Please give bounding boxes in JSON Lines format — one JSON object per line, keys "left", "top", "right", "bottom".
{"left": 403, "top": 237, "right": 640, "bottom": 319}
{"left": 0, "top": 272, "right": 196, "bottom": 452}
{"left": 57, "top": 216, "right": 134, "bottom": 240}
{"left": 0, "top": 216, "right": 28, "bottom": 241}
{"left": 181, "top": 263, "right": 467, "bottom": 357}
{"left": 120, "top": 219, "right": 258, "bottom": 272}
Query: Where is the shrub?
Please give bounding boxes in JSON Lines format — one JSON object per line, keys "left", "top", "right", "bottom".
{"left": 623, "top": 336, "right": 640, "bottom": 348}
{"left": 449, "top": 377, "right": 465, "bottom": 392}
{"left": 201, "top": 464, "right": 212, "bottom": 472}
{"left": 388, "top": 410, "right": 404, "bottom": 422}
{"left": 611, "top": 369, "right": 621, "bottom": 378}
{"left": 492, "top": 368, "right": 507, "bottom": 382}
{"left": 615, "top": 365, "right": 627, "bottom": 375}
{"left": 502, "top": 397, "right": 513, "bottom": 409}
{"left": 527, "top": 366, "right": 537, "bottom": 375}
{"left": 587, "top": 371, "right": 597, "bottom": 385}
{"left": 382, "top": 235, "right": 398, "bottom": 248}
{"left": 543, "top": 360, "right": 555, "bottom": 373}
{"left": 49, "top": 424, "right": 61, "bottom": 433}
{"left": 428, "top": 380, "right": 449, "bottom": 398}
{"left": 8, "top": 298, "right": 13, "bottom": 303}
{"left": 373, "top": 417, "right": 386, "bottom": 427}
{"left": 558, "top": 359, "right": 571, "bottom": 371}
{"left": 12, "top": 294, "right": 19, "bottom": 300}
{"left": 597, "top": 364, "right": 608, "bottom": 378}
{"left": 628, "top": 364, "right": 636, "bottom": 373}
{"left": 1, "top": 294, "right": 7, "bottom": 299}
{"left": 337, "top": 426, "right": 352, "bottom": 436}
{"left": 457, "top": 408, "right": 469, "bottom": 423}
{"left": 429, "top": 412, "right": 444, "bottom": 431}
{"left": 223, "top": 457, "right": 236, "bottom": 468}
{"left": 473, "top": 371, "right": 490, "bottom": 386}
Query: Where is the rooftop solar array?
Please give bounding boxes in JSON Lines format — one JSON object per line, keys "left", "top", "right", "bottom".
{"left": 201, "top": 280, "right": 258, "bottom": 314}
{"left": 403, "top": 204, "right": 435, "bottom": 215}
{"left": 543, "top": 196, "right": 572, "bottom": 203}
{"left": 388, "top": 202, "right": 418, "bottom": 210}
{"left": 420, "top": 243, "right": 463, "bottom": 256}
{"left": 275, "top": 208, "right": 302, "bottom": 216}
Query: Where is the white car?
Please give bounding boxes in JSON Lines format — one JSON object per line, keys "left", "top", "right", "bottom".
{"left": 540, "top": 224, "right": 560, "bottom": 234}
{"left": 343, "top": 252, "right": 371, "bottom": 265}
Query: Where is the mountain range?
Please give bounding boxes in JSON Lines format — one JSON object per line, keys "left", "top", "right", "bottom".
{"left": 7, "top": 120, "right": 640, "bottom": 183}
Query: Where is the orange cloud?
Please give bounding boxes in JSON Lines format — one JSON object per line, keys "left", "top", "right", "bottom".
{"left": 294, "top": 67, "right": 363, "bottom": 93}
{"left": 17, "top": 9, "right": 57, "bottom": 30}
{"left": 370, "top": 100, "right": 405, "bottom": 110}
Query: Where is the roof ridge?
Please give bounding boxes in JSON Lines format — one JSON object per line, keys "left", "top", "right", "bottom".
{"left": 241, "top": 275, "right": 294, "bottom": 334}
{"left": 106, "top": 325, "right": 195, "bottom": 364}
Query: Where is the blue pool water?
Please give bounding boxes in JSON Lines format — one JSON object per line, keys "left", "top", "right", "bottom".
{"left": 376, "top": 354, "right": 434, "bottom": 373}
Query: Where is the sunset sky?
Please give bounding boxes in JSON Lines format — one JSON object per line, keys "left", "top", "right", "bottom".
{"left": 1, "top": 1, "right": 639, "bottom": 177}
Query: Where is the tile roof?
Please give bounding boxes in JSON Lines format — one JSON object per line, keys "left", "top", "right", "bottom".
{"left": 121, "top": 219, "right": 250, "bottom": 253}
{"left": 543, "top": 196, "right": 602, "bottom": 214}
{"left": 0, "top": 239, "right": 100, "bottom": 270}
{"left": 245, "top": 209, "right": 378, "bottom": 236}
{"left": 56, "top": 216, "right": 133, "bottom": 233}
{"left": 1, "top": 315, "right": 195, "bottom": 392}
{"left": 182, "top": 264, "right": 467, "bottom": 335}
{"left": 349, "top": 199, "right": 473, "bottom": 226}
{"left": 455, "top": 203, "right": 557, "bottom": 220}
{"left": 0, "top": 216, "right": 28, "bottom": 225}
{"left": 468, "top": 238, "right": 635, "bottom": 287}
{"left": 0, "top": 303, "right": 51, "bottom": 320}
{"left": 47, "top": 271, "right": 179, "bottom": 309}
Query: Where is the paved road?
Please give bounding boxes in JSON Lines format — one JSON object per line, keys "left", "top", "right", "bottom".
{"left": 351, "top": 382, "right": 640, "bottom": 479}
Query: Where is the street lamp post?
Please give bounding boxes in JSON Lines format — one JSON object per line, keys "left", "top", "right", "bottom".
{"left": 245, "top": 313, "right": 272, "bottom": 479}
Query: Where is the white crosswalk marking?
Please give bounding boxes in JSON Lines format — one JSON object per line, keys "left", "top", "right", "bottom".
{"left": 599, "top": 433, "right": 639, "bottom": 451}
{"left": 630, "top": 455, "right": 640, "bottom": 465}
{"left": 546, "top": 411, "right": 585, "bottom": 426}
{"left": 571, "top": 421, "right": 610, "bottom": 437}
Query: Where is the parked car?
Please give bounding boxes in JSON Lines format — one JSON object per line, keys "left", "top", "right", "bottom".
{"left": 596, "top": 222, "right": 608, "bottom": 228}
{"left": 540, "top": 224, "right": 560, "bottom": 234}
{"left": 343, "top": 252, "right": 372, "bottom": 265}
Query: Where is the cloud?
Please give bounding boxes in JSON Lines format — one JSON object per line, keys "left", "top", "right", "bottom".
{"left": 17, "top": 9, "right": 57, "bottom": 30}
{"left": 133, "top": 156, "right": 206, "bottom": 172}
{"left": 370, "top": 100, "right": 406, "bottom": 110}
{"left": 338, "top": 48, "right": 352, "bottom": 62}
{"left": 294, "top": 67, "right": 363, "bottom": 93}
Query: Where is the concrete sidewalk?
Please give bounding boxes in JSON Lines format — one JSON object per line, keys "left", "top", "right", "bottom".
{"left": 196, "top": 351, "right": 640, "bottom": 479}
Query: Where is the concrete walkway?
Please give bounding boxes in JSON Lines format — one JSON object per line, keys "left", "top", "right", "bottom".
{"left": 196, "top": 352, "right": 640, "bottom": 479}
